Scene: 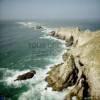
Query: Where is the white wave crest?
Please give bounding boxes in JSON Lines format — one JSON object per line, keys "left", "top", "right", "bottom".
{"left": 17, "top": 22, "right": 33, "bottom": 28}
{"left": 40, "top": 35, "right": 65, "bottom": 44}
{"left": 19, "top": 85, "right": 66, "bottom": 100}
{"left": 3, "top": 69, "right": 30, "bottom": 87}
{"left": 41, "top": 27, "right": 54, "bottom": 33}
{"left": 16, "top": 21, "right": 42, "bottom": 28}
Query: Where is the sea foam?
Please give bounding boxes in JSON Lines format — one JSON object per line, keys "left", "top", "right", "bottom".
{"left": 3, "top": 47, "right": 66, "bottom": 100}
{"left": 3, "top": 62, "right": 66, "bottom": 100}
{"left": 17, "top": 21, "right": 42, "bottom": 28}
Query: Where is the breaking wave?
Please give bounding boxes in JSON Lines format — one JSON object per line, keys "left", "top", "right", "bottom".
{"left": 3, "top": 56, "right": 66, "bottom": 100}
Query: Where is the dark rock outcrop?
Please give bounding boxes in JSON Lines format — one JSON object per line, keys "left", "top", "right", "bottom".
{"left": 65, "top": 36, "right": 74, "bottom": 47}
{"left": 14, "top": 70, "right": 36, "bottom": 81}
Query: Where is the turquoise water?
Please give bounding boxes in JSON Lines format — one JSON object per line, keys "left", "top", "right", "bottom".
{"left": 0, "top": 21, "right": 63, "bottom": 70}
{"left": 0, "top": 20, "right": 65, "bottom": 100}
{"left": 0, "top": 20, "right": 100, "bottom": 100}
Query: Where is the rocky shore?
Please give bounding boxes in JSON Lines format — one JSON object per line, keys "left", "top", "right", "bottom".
{"left": 45, "top": 27, "right": 100, "bottom": 100}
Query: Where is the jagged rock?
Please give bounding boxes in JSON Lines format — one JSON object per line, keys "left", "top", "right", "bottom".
{"left": 65, "top": 36, "right": 74, "bottom": 47}
{"left": 46, "top": 63, "right": 63, "bottom": 74}
{"left": 49, "top": 31, "right": 56, "bottom": 36}
{"left": 46, "top": 28, "right": 100, "bottom": 100}
{"left": 62, "top": 52, "right": 69, "bottom": 61}
{"left": 45, "top": 54, "right": 76, "bottom": 91}
{"left": 14, "top": 70, "right": 36, "bottom": 81}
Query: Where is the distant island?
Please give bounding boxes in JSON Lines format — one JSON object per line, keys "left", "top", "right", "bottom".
{"left": 45, "top": 27, "right": 100, "bottom": 100}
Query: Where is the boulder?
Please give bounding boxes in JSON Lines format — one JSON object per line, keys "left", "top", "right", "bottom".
{"left": 14, "top": 70, "right": 36, "bottom": 81}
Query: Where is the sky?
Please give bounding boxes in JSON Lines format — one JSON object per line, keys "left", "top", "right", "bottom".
{"left": 0, "top": 0, "right": 100, "bottom": 20}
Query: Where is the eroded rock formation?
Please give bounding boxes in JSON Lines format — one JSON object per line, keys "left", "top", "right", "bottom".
{"left": 46, "top": 28, "right": 100, "bottom": 100}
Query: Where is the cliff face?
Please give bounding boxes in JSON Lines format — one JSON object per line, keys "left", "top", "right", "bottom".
{"left": 46, "top": 28, "right": 100, "bottom": 100}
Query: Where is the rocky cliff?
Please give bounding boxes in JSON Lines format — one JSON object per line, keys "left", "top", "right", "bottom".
{"left": 45, "top": 28, "right": 100, "bottom": 100}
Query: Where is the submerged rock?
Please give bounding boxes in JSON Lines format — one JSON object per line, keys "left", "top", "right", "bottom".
{"left": 36, "top": 25, "right": 43, "bottom": 29}
{"left": 14, "top": 70, "right": 36, "bottom": 81}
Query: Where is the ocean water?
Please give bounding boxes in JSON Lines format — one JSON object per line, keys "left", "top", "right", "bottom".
{"left": 0, "top": 20, "right": 100, "bottom": 100}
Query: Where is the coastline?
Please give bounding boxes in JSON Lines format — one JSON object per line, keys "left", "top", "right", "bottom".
{"left": 45, "top": 27, "right": 100, "bottom": 100}
{"left": 1, "top": 21, "right": 100, "bottom": 100}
